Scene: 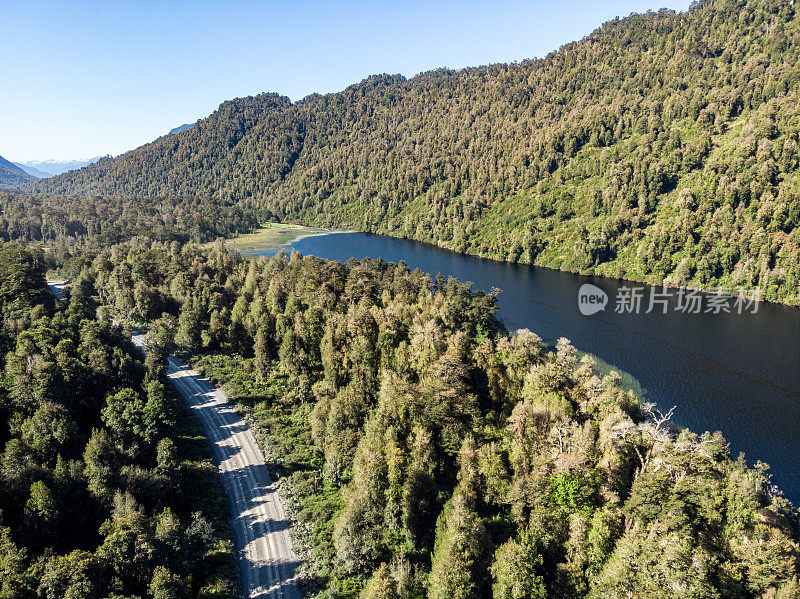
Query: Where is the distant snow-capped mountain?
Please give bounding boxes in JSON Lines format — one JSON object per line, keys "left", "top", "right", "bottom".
{"left": 16, "top": 157, "right": 102, "bottom": 178}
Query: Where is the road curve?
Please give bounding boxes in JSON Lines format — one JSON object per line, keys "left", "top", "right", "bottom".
{"left": 131, "top": 334, "right": 300, "bottom": 599}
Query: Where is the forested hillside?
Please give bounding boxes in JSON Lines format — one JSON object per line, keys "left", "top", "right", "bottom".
{"left": 0, "top": 156, "right": 35, "bottom": 186}
{"left": 30, "top": 0, "right": 800, "bottom": 303}
{"left": 49, "top": 238, "right": 800, "bottom": 598}
{"left": 0, "top": 243, "right": 239, "bottom": 597}
{"left": 0, "top": 192, "right": 261, "bottom": 244}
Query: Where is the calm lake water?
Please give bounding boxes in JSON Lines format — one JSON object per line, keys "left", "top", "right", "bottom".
{"left": 248, "top": 231, "right": 800, "bottom": 504}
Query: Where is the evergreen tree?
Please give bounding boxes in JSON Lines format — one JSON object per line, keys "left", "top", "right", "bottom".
{"left": 428, "top": 491, "right": 492, "bottom": 599}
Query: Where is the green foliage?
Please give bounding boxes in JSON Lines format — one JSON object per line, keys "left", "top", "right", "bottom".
{"left": 0, "top": 242, "right": 51, "bottom": 328}
{"left": 101, "top": 387, "right": 150, "bottom": 448}
{"left": 428, "top": 492, "right": 492, "bottom": 599}
{"left": 359, "top": 563, "right": 399, "bottom": 599}
{"left": 21, "top": 402, "right": 76, "bottom": 463}
{"left": 20, "top": 0, "right": 800, "bottom": 303}
{"left": 491, "top": 535, "right": 547, "bottom": 599}
{"left": 0, "top": 247, "right": 240, "bottom": 599}
{"left": 175, "top": 302, "right": 203, "bottom": 354}
{"left": 548, "top": 471, "right": 595, "bottom": 517}
{"left": 83, "top": 428, "right": 118, "bottom": 501}
{"left": 149, "top": 566, "right": 189, "bottom": 599}
{"left": 73, "top": 238, "right": 800, "bottom": 598}
{"left": 22, "top": 216, "right": 798, "bottom": 599}
{"left": 156, "top": 437, "right": 178, "bottom": 478}
{"left": 24, "top": 480, "right": 58, "bottom": 543}
{"left": 0, "top": 192, "right": 259, "bottom": 245}
{"left": 39, "top": 550, "right": 107, "bottom": 599}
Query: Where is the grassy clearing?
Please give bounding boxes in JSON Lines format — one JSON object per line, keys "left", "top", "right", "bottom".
{"left": 220, "top": 223, "right": 330, "bottom": 252}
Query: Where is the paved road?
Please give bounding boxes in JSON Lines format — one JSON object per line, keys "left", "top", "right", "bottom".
{"left": 131, "top": 334, "right": 300, "bottom": 599}
{"left": 46, "top": 280, "right": 67, "bottom": 301}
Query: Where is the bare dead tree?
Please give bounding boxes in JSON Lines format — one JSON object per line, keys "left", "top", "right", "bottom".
{"left": 611, "top": 403, "right": 677, "bottom": 477}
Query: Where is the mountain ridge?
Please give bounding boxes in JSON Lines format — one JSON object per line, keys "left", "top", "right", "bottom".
{"left": 19, "top": 157, "right": 102, "bottom": 177}
{"left": 30, "top": 0, "right": 800, "bottom": 303}
{"left": 13, "top": 162, "right": 48, "bottom": 179}
{"left": 0, "top": 154, "right": 36, "bottom": 185}
{"left": 168, "top": 123, "right": 195, "bottom": 135}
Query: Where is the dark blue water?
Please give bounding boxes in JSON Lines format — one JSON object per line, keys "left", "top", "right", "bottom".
{"left": 249, "top": 232, "right": 800, "bottom": 504}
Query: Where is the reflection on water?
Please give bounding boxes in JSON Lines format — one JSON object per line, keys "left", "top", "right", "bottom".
{"left": 246, "top": 232, "right": 800, "bottom": 504}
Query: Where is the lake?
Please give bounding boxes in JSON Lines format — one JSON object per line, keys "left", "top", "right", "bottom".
{"left": 246, "top": 231, "right": 800, "bottom": 504}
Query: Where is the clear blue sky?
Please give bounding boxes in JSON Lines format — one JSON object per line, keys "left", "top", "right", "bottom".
{"left": 1, "top": 0, "right": 690, "bottom": 162}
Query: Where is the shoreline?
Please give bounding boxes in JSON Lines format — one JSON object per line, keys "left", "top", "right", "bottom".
{"left": 230, "top": 225, "right": 361, "bottom": 255}
{"left": 221, "top": 223, "right": 333, "bottom": 253}
{"left": 284, "top": 227, "right": 800, "bottom": 309}
{"left": 228, "top": 224, "right": 798, "bottom": 309}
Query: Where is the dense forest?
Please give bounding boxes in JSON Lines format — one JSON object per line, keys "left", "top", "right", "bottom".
{"left": 0, "top": 242, "right": 239, "bottom": 598}
{"left": 0, "top": 192, "right": 262, "bottom": 245}
{"left": 25, "top": 0, "right": 800, "bottom": 304}
{"left": 46, "top": 237, "right": 800, "bottom": 599}
{"left": 4, "top": 0, "right": 800, "bottom": 597}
